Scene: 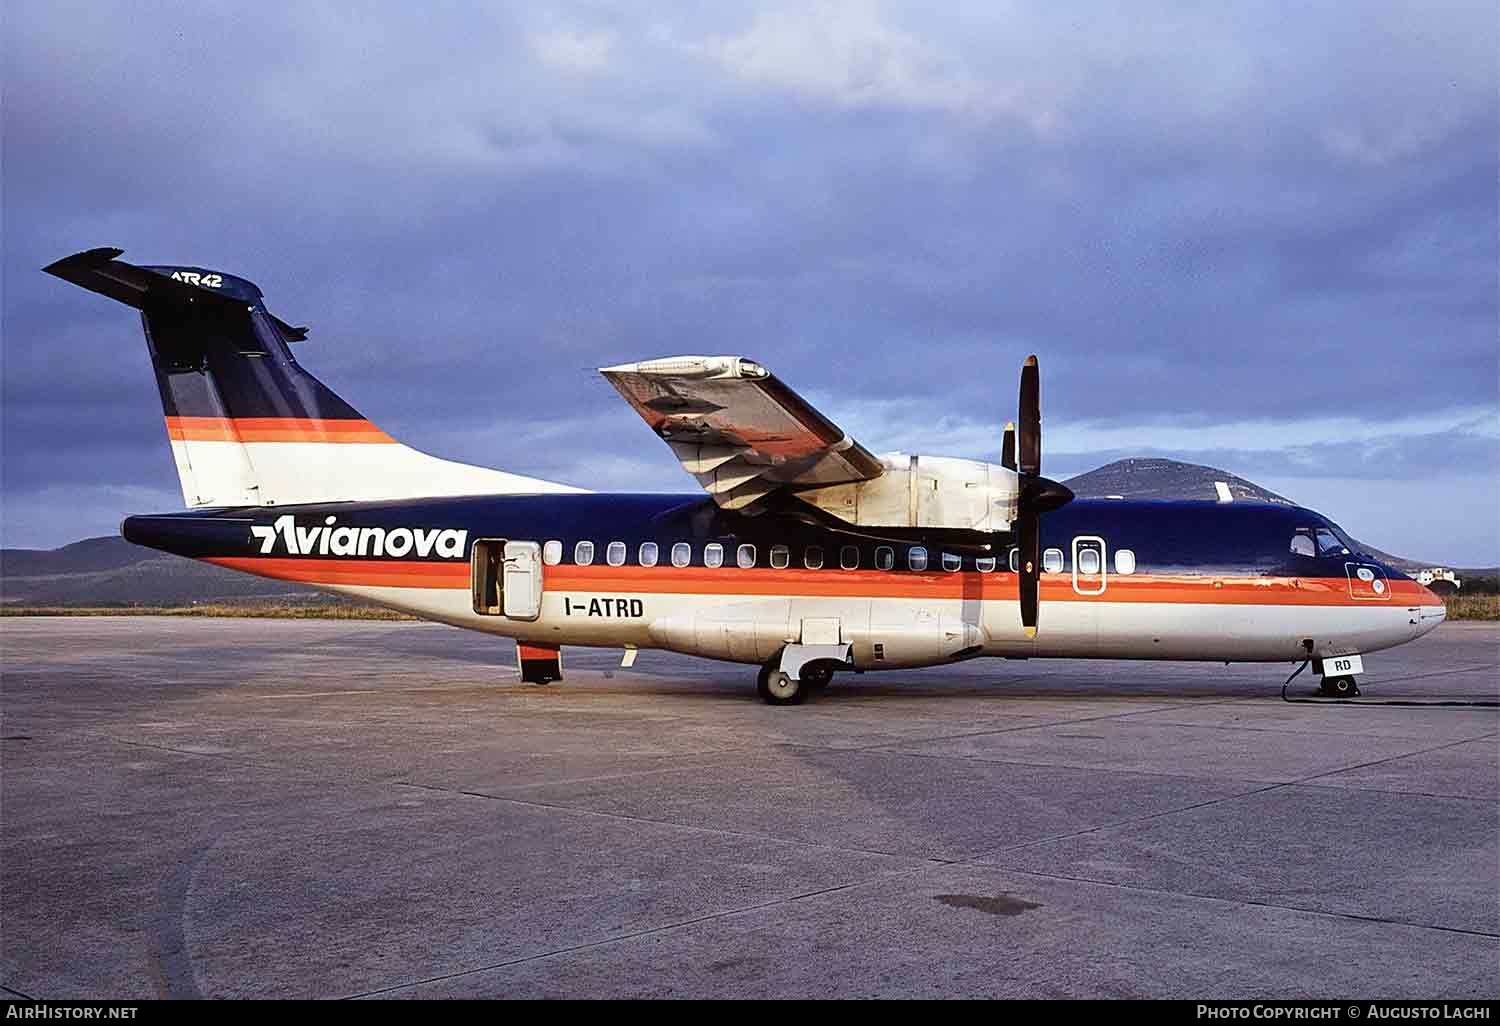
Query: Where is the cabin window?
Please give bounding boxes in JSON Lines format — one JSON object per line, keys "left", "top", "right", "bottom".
{"left": 1289, "top": 530, "right": 1316, "bottom": 557}
{"left": 805, "top": 545, "right": 824, "bottom": 570}
{"left": 737, "top": 544, "right": 757, "bottom": 569}
{"left": 639, "top": 541, "right": 659, "bottom": 567}
{"left": 1008, "top": 547, "right": 1020, "bottom": 573}
{"left": 671, "top": 542, "right": 691, "bottom": 567}
{"left": 1042, "top": 548, "right": 1064, "bottom": 574}
{"left": 875, "top": 546, "right": 895, "bottom": 571}
{"left": 606, "top": 541, "right": 627, "bottom": 566}
{"left": 908, "top": 546, "right": 928, "bottom": 571}
{"left": 840, "top": 545, "right": 860, "bottom": 570}
{"left": 542, "top": 540, "right": 563, "bottom": 566}
{"left": 1115, "top": 549, "right": 1136, "bottom": 575}
{"left": 1077, "top": 547, "right": 1101, "bottom": 575}
{"left": 770, "top": 544, "right": 790, "bottom": 569}
{"left": 941, "top": 552, "right": 961, "bottom": 572}
{"left": 976, "top": 556, "right": 996, "bottom": 572}
{"left": 704, "top": 543, "right": 724, "bottom": 568}
{"left": 574, "top": 540, "right": 595, "bottom": 566}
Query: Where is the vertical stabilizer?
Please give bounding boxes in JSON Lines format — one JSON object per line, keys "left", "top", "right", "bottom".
{"left": 44, "top": 248, "right": 580, "bottom": 507}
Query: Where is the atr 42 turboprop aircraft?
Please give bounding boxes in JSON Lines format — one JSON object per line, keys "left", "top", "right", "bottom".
{"left": 45, "top": 248, "right": 1447, "bottom": 704}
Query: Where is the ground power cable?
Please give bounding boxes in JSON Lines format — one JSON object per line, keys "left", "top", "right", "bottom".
{"left": 1279, "top": 659, "right": 1499, "bottom": 708}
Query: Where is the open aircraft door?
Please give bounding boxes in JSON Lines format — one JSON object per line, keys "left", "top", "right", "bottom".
{"left": 472, "top": 539, "right": 543, "bottom": 621}
{"left": 502, "top": 541, "right": 543, "bottom": 620}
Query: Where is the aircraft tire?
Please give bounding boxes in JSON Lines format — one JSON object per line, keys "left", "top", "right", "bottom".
{"left": 757, "top": 663, "right": 807, "bottom": 706}
{"left": 802, "top": 664, "right": 834, "bottom": 690}
{"left": 1322, "top": 675, "right": 1359, "bottom": 698}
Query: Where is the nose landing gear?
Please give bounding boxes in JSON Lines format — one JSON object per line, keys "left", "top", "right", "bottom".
{"left": 1320, "top": 675, "right": 1361, "bottom": 698}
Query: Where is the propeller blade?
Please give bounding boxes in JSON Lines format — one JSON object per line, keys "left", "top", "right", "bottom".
{"left": 1017, "top": 511, "right": 1040, "bottom": 638}
{"left": 1007, "top": 354, "right": 1065, "bottom": 637}
{"left": 1018, "top": 355, "right": 1040, "bottom": 476}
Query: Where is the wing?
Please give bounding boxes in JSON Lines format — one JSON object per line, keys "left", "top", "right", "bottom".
{"left": 600, "top": 355, "right": 884, "bottom": 510}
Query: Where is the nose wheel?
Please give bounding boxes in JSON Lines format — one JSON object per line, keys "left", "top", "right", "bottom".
{"left": 1321, "top": 675, "right": 1360, "bottom": 698}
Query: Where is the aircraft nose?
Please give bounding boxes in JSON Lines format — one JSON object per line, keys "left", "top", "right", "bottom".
{"left": 1412, "top": 582, "right": 1447, "bottom": 636}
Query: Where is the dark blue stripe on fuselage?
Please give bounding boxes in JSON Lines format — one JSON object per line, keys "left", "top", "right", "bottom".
{"left": 122, "top": 494, "right": 1404, "bottom": 580}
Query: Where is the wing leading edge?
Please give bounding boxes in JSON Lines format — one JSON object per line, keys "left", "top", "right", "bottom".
{"left": 600, "top": 355, "right": 884, "bottom": 510}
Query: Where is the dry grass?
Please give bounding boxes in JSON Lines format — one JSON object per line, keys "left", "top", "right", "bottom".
{"left": 1443, "top": 594, "right": 1500, "bottom": 621}
{"left": 1, "top": 604, "right": 416, "bottom": 621}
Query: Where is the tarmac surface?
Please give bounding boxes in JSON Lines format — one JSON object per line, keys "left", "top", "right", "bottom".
{"left": 1, "top": 616, "right": 1496, "bottom": 999}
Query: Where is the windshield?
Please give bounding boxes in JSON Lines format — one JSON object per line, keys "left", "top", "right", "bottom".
{"left": 1323, "top": 522, "right": 1362, "bottom": 556}
{"left": 1315, "top": 528, "right": 1349, "bottom": 557}
{"left": 1290, "top": 524, "right": 1363, "bottom": 559}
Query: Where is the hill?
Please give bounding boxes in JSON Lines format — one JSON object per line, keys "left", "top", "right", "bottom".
{"left": 1064, "top": 458, "right": 1293, "bottom": 504}
{"left": 1061, "top": 459, "right": 1436, "bottom": 571}
{"left": 1, "top": 535, "right": 337, "bottom": 608}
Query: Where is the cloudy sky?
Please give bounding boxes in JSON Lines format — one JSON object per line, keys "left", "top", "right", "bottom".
{"left": 5, "top": 1, "right": 1497, "bottom": 564}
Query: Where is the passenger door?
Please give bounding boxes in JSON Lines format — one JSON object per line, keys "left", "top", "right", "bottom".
{"left": 471, "top": 538, "right": 544, "bottom": 620}
{"left": 502, "top": 540, "right": 543, "bottom": 620}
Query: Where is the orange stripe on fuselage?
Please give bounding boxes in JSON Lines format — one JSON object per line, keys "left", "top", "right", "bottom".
{"left": 165, "top": 417, "right": 395, "bottom": 443}
{"left": 203, "top": 557, "right": 465, "bottom": 589}
{"left": 202, "top": 557, "right": 1435, "bottom": 607}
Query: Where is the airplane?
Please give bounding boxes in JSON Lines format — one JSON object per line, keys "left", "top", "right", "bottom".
{"left": 43, "top": 247, "right": 1448, "bottom": 704}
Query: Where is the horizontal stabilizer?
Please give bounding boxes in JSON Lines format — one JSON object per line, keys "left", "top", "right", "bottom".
{"left": 43, "top": 248, "right": 308, "bottom": 341}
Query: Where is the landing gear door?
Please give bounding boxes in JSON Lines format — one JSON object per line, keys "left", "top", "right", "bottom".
{"left": 503, "top": 541, "right": 543, "bottom": 620}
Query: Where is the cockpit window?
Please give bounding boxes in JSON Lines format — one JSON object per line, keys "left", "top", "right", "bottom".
{"left": 1326, "top": 523, "right": 1361, "bottom": 554}
{"left": 1292, "top": 527, "right": 1355, "bottom": 558}
{"left": 1315, "top": 528, "right": 1350, "bottom": 557}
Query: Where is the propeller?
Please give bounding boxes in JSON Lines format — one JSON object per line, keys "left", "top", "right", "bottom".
{"left": 1008, "top": 355, "right": 1073, "bottom": 637}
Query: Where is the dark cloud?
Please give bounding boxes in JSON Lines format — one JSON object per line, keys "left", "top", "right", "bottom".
{"left": 4, "top": 1, "right": 1496, "bottom": 562}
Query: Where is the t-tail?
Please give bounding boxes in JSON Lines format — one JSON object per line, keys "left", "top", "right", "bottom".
{"left": 44, "top": 248, "right": 579, "bottom": 508}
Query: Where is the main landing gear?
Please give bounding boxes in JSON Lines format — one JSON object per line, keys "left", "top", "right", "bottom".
{"left": 756, "top": 660, "right": 836, "bottom": 705}
{"left": 801, "top": 664, "right": 834, "bottom": 690}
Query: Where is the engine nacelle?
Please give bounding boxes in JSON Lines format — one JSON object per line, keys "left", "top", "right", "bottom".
{"left": 794, "top": 453, "right": 1018, "bottom": 532}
